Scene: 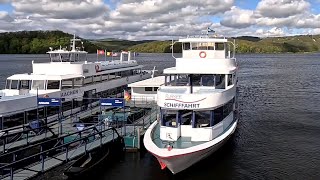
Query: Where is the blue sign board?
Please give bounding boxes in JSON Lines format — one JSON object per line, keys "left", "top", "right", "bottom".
{"left": 37, "top": 98, "right": 61, "bottom": 106}
{"left": 100, "top": 98, "right": 125, "bottom": 107}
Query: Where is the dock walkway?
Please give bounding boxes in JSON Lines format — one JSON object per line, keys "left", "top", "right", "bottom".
{"left": 2, "top": 129, "right": 119, "bottom": 180}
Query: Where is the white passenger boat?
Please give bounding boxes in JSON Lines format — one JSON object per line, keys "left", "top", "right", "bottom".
{"left": 0, "top": 35, "right": 151, "bottom": 130}
{"left": 143, "top": 31, "right": 238, "bottom": 174}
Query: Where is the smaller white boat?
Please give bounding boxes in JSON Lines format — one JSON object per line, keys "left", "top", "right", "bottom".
{"left": 143, "top": 30, "right": 238, "bottom": 174}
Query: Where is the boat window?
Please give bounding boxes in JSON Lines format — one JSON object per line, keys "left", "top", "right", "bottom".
{"left": 212, "top": 97, "right": 235, "bottom": 125}
{"left": 84, "top": 76, "right": 93, "bottom": 85}
{"left": 5, "top": 80, "right": 10, "bottom": 89}
{"left": 74, "top": 78, "right": 83, "bottom": 87}
{"left": 50, "top": 54, "right": 60, "bottom": 62}
{"left": 202, "top": 75, "right": 215, "bottom": 86}
{"left": 213, "top": 106, "right": 223, "bottom": 124}
{"left": 62, "top": 79, "right": 73, "bottom": 89}
{"left": 191, "top": 74, "right": 201, "bottom": 86}
{"left": 198, "top": 42, "right": 208, "bottom": 50}
{"left": 109, "top": 73, "right": 116, "bottom": 80}
{"left": 94, "top": 75, "right": 101, "bottom": 82}
{"left": 116, "top": 72, "right": 122, "bottom": 78}
{"left": 154, "top": 87, "right": 158, "bottom": 91}
{"left": 183, "top": 43, "right": 191, "bottom": 50}
{"left": 191, "top": 42, "right": 198, "bottom": 50}
{"left": 180, "top": 110, "right": 193, "bottom": 125}
{"left": 32, "top": 80, "right": 45, "bottom": 90}
{"left": 79, "top": 54, "right": 87, "bottom": 61}
{"left": 208, "top": 42, "right": 215, "bottom": 50}
{"left": 47, "top": 80, "right": 60, "bottom": 89}
{"left": 161, "top": 109, "right": 177, "bottom": 127}
{"left": 10, "top": 80, "right": 19, "bottom": 89}
{"left": 60, "top": 53, "right": 70, "bottom": 62}
{"left": 102, "top": 74, "right": 109, "bottom": 81}
{"left": 227, "top": 74, "right": 233, "bottom": 86}
{"left": 194, "top": 111, "right": 211, "bottom": 128}
{"left": 145, "top": 87, "right": 153, "bottom": 91}
{"left": 215, "top": 43, "right": 224, "bottom": 50}
{"left": 215, "top": 74, "right": 225, "bottom": 89}
{"left": 175, "top": 74, "right": 189, "bottom": 86}
{"left": 223, "top": 98, "right": 234, "bottom": 119}
{"left": 19, "top": 80, "right": 30, "bottom": 89}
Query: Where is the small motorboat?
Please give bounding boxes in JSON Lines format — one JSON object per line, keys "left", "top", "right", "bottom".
{"left": 63, "top": 144, "right": 110, "bottom": 178}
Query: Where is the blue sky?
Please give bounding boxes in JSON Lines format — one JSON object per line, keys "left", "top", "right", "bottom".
{"left": 0, "top": 0, "right": 319, "bottom": 39}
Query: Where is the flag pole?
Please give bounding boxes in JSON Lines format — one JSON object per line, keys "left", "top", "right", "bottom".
{"left": 96, "top": 49, "right": 98, "bottom": 61}
{"left": 104, "top": 49, "right": 107, "bottom": 61}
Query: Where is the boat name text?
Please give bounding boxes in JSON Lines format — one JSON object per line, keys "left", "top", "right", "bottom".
{"left": 61, "top": 90, "right": 79, "bottom": 97}
{"left": 164, "top": 102, "right": 200, "bottom": 109}
{"left": 165, "top": 94, "right": 181, "bottom": 100}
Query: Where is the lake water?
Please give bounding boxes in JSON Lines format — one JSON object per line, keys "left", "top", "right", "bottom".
{"left": 0, "top": 53, "right": 320, "bottom": 179}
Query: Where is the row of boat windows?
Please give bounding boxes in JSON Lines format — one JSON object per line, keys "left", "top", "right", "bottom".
{"left": 0, "top": 86, "right": 127, "bottom": 129}
{"left": 183, "top": 42, "right": 225, "bottom": 51}
{"left": 5, "top": 69, "right": 142, "bottom": 90}
{"left": 161, "top": 98, "right": 235, "bottom": 128}
{"left": 145, "top": 87, "right": 159, "bottom": 92}
{"left": 165, "top": 74, "right": 235, "bottom": 89}
{"left": 49, "top": 53, "right": 87, "bottom": 62}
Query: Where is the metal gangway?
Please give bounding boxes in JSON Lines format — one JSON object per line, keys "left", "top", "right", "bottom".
{"left": 0, "top": 124, "right": 121, "bottom": 180}
{"left": 0, "top": 104, "right": 108, "bottom": 154}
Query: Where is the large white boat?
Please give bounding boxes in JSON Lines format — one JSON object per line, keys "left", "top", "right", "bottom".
{"left": 0, "top": 35, "right": 151, "bottom": 130}
{"left": 143, "top": 32, "right": 238, "bottom": 174}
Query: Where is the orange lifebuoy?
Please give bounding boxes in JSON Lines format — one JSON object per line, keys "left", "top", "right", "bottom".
{"left": 199, "top": 51, "right": 206, "bottom": 58}
{"left": 95, "top": 65, "right": 100, "bottom": 72}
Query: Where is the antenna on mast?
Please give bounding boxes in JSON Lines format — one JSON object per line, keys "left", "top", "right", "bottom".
{"left": 70, "top": 34, "right": 81, "bottom": 51}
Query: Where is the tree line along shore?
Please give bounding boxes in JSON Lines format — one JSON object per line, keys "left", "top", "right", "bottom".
{"left": 0, "top": 31, "right": 319, "bottom": 54}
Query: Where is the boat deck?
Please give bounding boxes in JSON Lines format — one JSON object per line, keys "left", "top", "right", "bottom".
{"left": 152, "top": 124, "right": 205, "bottom": 149}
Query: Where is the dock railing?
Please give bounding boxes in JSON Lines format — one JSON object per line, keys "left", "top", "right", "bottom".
{"left": 0, "top": 125, "right": 120, "bottom": 180}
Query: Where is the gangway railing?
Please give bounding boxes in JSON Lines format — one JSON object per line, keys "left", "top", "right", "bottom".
{"left": 0, "top": 123, "right": 104, "bottom": 158}
{"left": 0, "top": 124, "right": 57, "bottom": 153}
{"left": 0, "top": 126, "right": 120, "bottom": 180}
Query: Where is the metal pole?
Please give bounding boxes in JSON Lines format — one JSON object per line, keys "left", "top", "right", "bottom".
{"left": 123, "top": 105, "right": 126, "bottom": 136}
{"left": 59, "top": 103, "right": 62, "bottom": 135}
{"left": 0, "top": 115, "right": 3, "bottom": 130}
{"left": 37, "top": 88, "right": 39, "bottom": 121}
{"left": 40, "top": 145, "right": 44, "bottom": 172}
{"left": 10, "top": 167, "right": 13, "bottom": 180}
{"left": 66, "top": 146, "right": 69, "bottom": 162}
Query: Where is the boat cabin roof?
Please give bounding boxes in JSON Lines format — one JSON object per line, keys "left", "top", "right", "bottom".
{"left": 179, "top": 38, "right": 228, "bottom": 43}
{"left": 7, "top": 74, "right": 83, "bottom": 81}
{"left": 128, "top": 76, "right": 165, "bottom": 88}
{"left": 47, "top": 49, "right": 87, "bottom": 54}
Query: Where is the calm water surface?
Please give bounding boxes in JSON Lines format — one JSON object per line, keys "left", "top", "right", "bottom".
{"left": 0, "top": 53, "right": 320, "bottom": 180}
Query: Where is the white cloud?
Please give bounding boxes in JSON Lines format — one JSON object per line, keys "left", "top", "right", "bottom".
{"left": 256, "top": 0, "right": 310, "bottom": 18}
{"left": 220, "top": 6, "right": 255, "bottom": 28}
{"left": 0, "top": 0, "right": 319, "bottom": 39}
{"left": 0, "top": 0, "right": 10, "bottom": 4}
{"left": 0, "top": 11, "right": 13, "bottom": 22}
{"left": 255, "top": 27, "right": 285, "bottom": 37}
{"left": 12, "top": 0, "right": 109, "bottom": 19}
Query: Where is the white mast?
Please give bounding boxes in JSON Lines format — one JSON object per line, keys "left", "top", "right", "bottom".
{"left": 70, "top": 34, "right": 81, "bottom": 52}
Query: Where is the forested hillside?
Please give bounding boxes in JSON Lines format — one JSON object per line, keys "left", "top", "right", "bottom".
{"left": 0, "top": 31, "right": 101, "bottom": 54}
{"left": 0, "top": 30, "right": 319, "bottom": 54}
{"left": 127, "top": 35, "right": 320, "bottom": 53}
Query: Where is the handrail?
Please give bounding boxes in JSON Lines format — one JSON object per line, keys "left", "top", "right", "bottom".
{"left": 0, "top": 123, "right": 103, "bottom": 157}
{"left": 0, "top": 127, "right": 120, "bottom": 170}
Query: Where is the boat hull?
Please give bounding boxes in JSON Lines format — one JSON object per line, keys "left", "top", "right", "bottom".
{"left": 146, "top": 120, "right": 237, "bottom": 174}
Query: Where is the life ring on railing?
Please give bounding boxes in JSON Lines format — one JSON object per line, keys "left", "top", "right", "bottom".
{"left": 199, "top": 51, "right": 206, "bottom": 58}
{"left": 95, "top": 65, "right": 100, "bottom": 72}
